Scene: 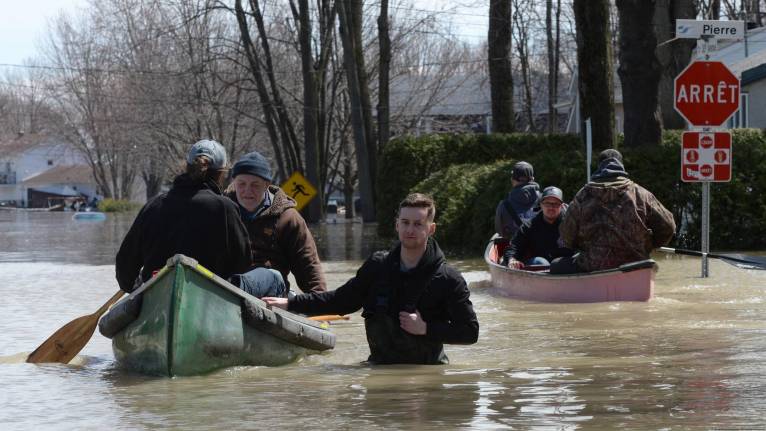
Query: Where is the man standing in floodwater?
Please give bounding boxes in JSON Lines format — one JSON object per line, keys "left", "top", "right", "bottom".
{"left": 263, "top": 193, "right": 479, "bottom": 365}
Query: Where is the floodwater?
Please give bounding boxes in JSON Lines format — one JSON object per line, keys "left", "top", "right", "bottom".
{"left": 1, "top": 211, "right": 765, "bottom": 430}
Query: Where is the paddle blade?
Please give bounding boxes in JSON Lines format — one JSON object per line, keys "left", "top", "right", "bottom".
{"left": 26, "top": 313, "right": 99, "bottom": 364}
{"left": 716, "top": 253, "right": 766, "bottom": 270}
{"left": 309, "top": 315, "right": 350, "bottom": 322}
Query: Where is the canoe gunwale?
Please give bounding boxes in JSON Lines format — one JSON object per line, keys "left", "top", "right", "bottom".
{"left": 483, "top": 238, "right": 658, "bottom": 279}
{"left": 484, "top": 238, "right": 656, "bottom": 302}
{"left": 100, "top": 254, "right": 335, "bottom": 350}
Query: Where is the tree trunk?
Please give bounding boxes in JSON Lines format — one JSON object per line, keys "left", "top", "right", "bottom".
{"left": 488, "top": 0, "right": 514, "bottom": 133}
{"left": 546, "top": 0, "right": 556, "bottom": 133}
{"left": 573, "top": 0, "right": 615, "bottom": 151}
{"left": 378, "top": 0, "right": 391, "bottom": 150}
{"left": 705, "top": 0, "right": 721, "bottom": 19}
{"left": 233, "top": 0, "right": 289, "bottom": 180}
{"left": 655, "top": 0, "right": 697, "bottom": 130}
{"left": 616, "top": 0, "right": 662, "bottom": 146}
{"left": 338, "top": 0, "right": 376, "bottom": 222}
{"left": 295, "top": 0, "right": 321, "bottom": 222}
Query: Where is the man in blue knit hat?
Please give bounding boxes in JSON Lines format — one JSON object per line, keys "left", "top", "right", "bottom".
{"left": 227, "top": 151, "right": 326, "bottom": 295}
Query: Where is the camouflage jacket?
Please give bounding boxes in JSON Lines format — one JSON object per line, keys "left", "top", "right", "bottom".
{"left": 559, "top": 177, "right": 676, "bottom": 272}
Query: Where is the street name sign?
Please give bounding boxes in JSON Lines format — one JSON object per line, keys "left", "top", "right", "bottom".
{"left": 280, "top": 171, "right": 317, "bottom": 211}
{"left": 674, "top": 60, "right": 740, "bottom": 127}
{"left": 681, "top": 131, "right": 732, "bottom": 182}
{"left": 676, "top": 19, "right": 744, "bottom": 40}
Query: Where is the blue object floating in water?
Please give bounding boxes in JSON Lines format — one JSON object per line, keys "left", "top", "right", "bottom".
{"left": 72, "top": 212, "right": 107, "bottom": 221}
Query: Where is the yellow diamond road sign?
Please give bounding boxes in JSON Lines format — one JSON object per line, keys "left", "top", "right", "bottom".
{"left": 281, "top": 171, "right": 317, "bottom": 211}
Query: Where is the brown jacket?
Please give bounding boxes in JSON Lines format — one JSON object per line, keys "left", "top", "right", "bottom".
{"left": 560, "top": 177, "right": 676, "bottom": 272}
{"left": 227, "top": 185, "right": 326, "bottom": 293}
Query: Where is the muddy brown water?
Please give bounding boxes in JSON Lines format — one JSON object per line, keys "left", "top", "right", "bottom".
{"left": 1, "top": 211, "right": 764, "bottom": 429}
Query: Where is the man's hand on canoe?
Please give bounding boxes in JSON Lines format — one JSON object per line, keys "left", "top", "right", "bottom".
{"left": 263, "top": 297, "right": 288, "bottom": 310}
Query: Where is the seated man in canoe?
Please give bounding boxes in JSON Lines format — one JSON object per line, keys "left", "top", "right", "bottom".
{"left": 551, "top": 149, "right": 676, "bottom": 274}
{"left": 263, "top": 193, "right": 479, "bottom": 365}
{"left": 502, "top": 186, "right": 573, "bottom": 269}
{"left": 494, "top": 161, "right": 541, "bottom": 239}
{"left": 225, "top": 151, "right": 326, "bottom": 297}
{"left": 115, "top": 140, "right": 253, "bottom": 293}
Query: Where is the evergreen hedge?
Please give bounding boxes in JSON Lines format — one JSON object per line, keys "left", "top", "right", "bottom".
{"left": 376, "top": 130, "right": 766, "bottom": 253}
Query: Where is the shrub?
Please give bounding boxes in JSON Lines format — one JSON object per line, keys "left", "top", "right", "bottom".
{"left": 98, "top": 198, "right": 141, "bottom": 213}
{"left": 377, "top": 130, "right": 766, "bottom": 253}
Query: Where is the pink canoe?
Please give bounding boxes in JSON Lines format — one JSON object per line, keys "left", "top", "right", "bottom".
{"left": 484, "top": 237, "right": 657, "bottom": 303}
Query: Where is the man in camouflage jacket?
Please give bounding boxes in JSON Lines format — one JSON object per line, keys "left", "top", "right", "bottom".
{"left": 555, "top": 149, "right": 676, "bottom": 273}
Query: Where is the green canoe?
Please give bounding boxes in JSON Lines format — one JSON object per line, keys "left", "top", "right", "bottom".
{"left": 99, "top": 255, "right": 335, "bottom": 376}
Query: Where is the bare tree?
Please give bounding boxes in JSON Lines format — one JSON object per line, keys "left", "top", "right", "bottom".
{"left": 378, "top": 0, "right": 391, "bottom": 150}
{"left": 546, "top": 0, "right": 559, "bottom": 132}
{"left": 338, "top": 0, "right": 376, "bottom": 222}
{"left": 289, "top": 0, "right": 335, "bottom": 222}
{"left": 573, "top": 0, "right": 614, "bottom": 150}
{"left": 488, "top": 0, "right": 514, "bottom": 132}
{"left": 44, "top": 11, "right": 139, "bottom": 199}
{"left": 656, "top": 0, "right": 697, "bottom": 130}
{"left": 698, "top": 0, "right": 721, "bottom": 18}
{"left": 616, "top": 0, "right": 662, "bottom": 146}
{"left": 512, "top": 0, "right": 535, "bottom": 131}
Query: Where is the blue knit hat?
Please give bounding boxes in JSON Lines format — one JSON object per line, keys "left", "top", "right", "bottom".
{"left": 187, "top": 139, "right": 227, "bottom": 170}
{"left": 232, "top": 151, "right": 272, "bottom": 182}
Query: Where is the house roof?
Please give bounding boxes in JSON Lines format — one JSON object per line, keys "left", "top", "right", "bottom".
{"left": 704, "top": 25, "right": 766, "bottom": 76}
{"left": 29, "top": 185, "right": 82, "bottom": 197}
{"left": 389, "top": 74, "right": 492, "bottom": 117}
{"left": 22, "top": 165, "right": 94, "bottom": 186}
{"left": 742, "top": 63, "right": 766, "bottom": 85}
{"left": 0, "top": 133, "right": 59, "bottom": 158}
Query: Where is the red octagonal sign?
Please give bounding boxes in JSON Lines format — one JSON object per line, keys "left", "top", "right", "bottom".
{"left": 674, "top": 61, "right": 740, "bottom": 127}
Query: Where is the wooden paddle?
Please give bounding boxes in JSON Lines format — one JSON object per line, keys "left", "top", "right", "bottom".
{"left": 659, "top": 247, "right": 766, "bottom": 270}
{"left": 26, "top": 290, "right": 125, "bottom": 364}
{"left": 308, "top": 315, "right": 350, "bottom": 322}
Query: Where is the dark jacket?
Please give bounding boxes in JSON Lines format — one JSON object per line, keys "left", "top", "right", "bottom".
{"left": 115, "top": 174, "right": 251, "bottom": 292}
{"left": 503, "top": 210, "right": 571, "bottom": 264}
{"left": 560, "top": 159, "right": 676, "bottom": 271}
{"left": 227, "top": 185, "right": 326, "bottom": 293}
{"left": 494, "top": 181, "right": 541, "bottom": 238}
{"left": 289, "top": 238, "right": 479, "bottom": 364}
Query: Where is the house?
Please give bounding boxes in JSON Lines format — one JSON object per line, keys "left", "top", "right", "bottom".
{"left": 561, "top": 26, "right": 766, "bottom": 134}
{"left": 22, "top": 165, "right": 97, "bottom": 208}
{"left": 0, "top": 132, "right": 97, "bottom": 208}
{"left": 388, "top": 72, "right": 568, "bottom": 136}
{"left": 703, "top": 25, "right": 766, "bottom": 128}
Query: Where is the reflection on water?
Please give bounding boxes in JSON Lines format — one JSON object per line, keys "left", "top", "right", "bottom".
{"left": 1, "top": 211, "right": 766, "bottom": 429}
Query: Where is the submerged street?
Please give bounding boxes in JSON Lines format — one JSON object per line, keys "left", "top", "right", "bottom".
{"left": 1, "top": 211, "right": 765, "bottom": 429}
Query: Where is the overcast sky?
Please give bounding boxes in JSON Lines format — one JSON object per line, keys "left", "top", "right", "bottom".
{"left": 0, "top": 0, "right": 88, "bottom": 66}
{"left": 0, "top": 0, "right": 486, "bottom": 67}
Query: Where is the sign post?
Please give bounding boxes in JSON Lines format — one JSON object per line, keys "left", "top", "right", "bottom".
{"left": 680, "top": 132, "right": 732, "bottom": 277}
{"left": 674, "top": 33, "right": 740, "bottom": 277}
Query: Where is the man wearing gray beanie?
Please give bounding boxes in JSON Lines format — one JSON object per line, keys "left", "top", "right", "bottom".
{"left": 116, "top": 139, "right": 251, "bottom": 293}
{"left": 226, "top": 151, "right": 326, "bottom": 295}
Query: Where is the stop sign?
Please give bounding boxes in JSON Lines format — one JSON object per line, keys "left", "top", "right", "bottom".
{"left": 674, "top": 61, "right": 740, "bottom": 127}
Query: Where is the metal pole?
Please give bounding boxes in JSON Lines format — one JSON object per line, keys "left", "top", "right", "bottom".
{"left": 585, "top": 118, "right": 592, "bottom": 182}
{"left": 701, "top": 181, "right": 710, "bottom": 277}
